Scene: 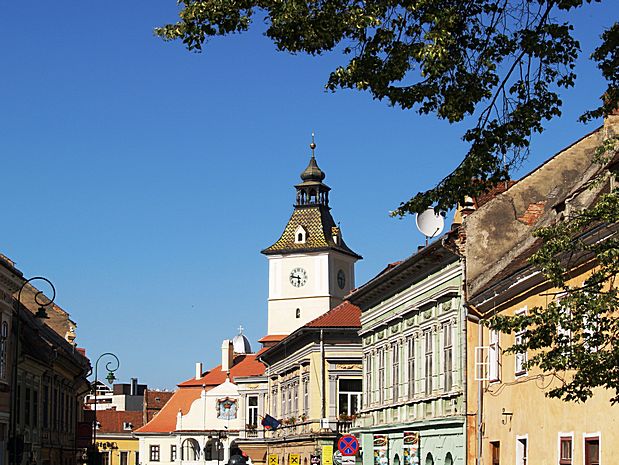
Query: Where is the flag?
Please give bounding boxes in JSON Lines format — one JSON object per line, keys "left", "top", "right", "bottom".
{"left": 261, "top": 414, "right": 281, "bottom": 431}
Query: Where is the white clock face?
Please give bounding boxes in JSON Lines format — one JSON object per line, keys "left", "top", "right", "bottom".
{"left": 289, "top": 267, "right": 308, "bottom": 287}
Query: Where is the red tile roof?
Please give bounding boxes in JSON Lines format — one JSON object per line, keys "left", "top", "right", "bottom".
{"left": 134, "top": 388, "right": 202, "bottom": 433}
{"left": 135, "top": 353, "right": 266, "bottom": 434}
{"left": 96, "top": 410, "right": 144, "bottom": 434}
{"left": 258, "top": 335, "right": 288, "bottom": 343}
{"left": 145, "top": 390, "right": 174, "bottom": 409}
{"left": 304, "top": 301, "right": 361, "bottom": 328}
{"left": 179, "top": 354, "right": 265, "bottom": 387}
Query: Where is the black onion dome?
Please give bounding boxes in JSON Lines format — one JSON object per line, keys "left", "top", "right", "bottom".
{"left": 300, "top": 156, "right": 326, "bottom": 182}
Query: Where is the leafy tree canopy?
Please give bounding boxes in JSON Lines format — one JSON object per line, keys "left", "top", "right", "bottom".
{"left": 157, "top": 0, "right": 617, "bottom": 213}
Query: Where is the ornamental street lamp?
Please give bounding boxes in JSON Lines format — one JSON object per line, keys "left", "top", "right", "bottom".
{"left": 10, "top": 276, "right": 56, "bottom": 465}
{"left": 91, "top": 353, "right": 120, "bottom": 450}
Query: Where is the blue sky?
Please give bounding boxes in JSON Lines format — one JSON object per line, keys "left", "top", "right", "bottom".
{"left": 1, "top": 1, "right": 616, "bottom": 389}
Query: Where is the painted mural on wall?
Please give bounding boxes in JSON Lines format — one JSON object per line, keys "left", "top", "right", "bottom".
{"left": 216, "top": 397, "right": 238, "bottom": 420}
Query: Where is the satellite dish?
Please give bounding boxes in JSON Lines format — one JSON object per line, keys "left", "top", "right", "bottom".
{"left": 416, "top": 208, "right": 445, "bottom": 239}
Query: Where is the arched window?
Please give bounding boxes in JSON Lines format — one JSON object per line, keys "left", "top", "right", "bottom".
{"left": 296, "top": 308, "right": 301, "bottom": 319}
{"left": 181, "top": 438, "right": 200, "bottom": 461}
{"left": 393, "top": 454, "right": 400, "bottom": 465}
{"left": 444, "top": 453, "right": 453, "bottom": 465}
{"left": 425, "top": 453, "right": 434, "bottom": 465}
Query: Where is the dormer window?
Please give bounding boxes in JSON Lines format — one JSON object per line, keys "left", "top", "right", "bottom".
{"left": 123, "top": 421, "right": 133, "bottom": 430}
{"left": 294, "top": 226, "right": 308, "bottom": 244}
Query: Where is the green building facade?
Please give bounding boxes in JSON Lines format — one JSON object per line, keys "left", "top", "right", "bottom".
{"left": 349, "top": 240, "right": 465, "bottom": 465}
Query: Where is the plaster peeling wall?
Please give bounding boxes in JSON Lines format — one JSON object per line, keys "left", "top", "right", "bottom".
{"left": 464, "top": 125, "right": 609, "bottom": 299}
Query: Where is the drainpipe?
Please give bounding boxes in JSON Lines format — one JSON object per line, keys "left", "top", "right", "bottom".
{"left": 476, "top": 316, "right": 483, "bottom": 465}
{"left": 321, "top": 329, "right": 326, "bottom": 419}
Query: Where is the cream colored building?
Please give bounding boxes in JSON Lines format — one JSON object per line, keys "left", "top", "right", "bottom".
{"left": 461, "top": 112, "right": 619, "bottom": 465}
{"left": 241, "top": 301, "right": 363, "bottom": 465}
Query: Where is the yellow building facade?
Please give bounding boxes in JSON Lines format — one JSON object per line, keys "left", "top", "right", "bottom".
{"left": 95, "top": 410, "right": 143, "bottom": 465}
{"left": 460, "top": 112, "right": 619, "bottom": 465}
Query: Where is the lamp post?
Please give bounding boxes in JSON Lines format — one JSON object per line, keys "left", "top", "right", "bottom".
{"left": 91, "top": 353, "right": 120, "bottom": 454}
{"left": 10, "top": 276, "right": 56, "bottom": 465}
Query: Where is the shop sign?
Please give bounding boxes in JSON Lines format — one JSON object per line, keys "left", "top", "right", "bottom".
{"left": 403, "top": 432, "right": 420, "bottom": 465}
{"left": 373, "top": 435, "right": 388, "bottom": 465}
{"left": 322, "top": 445, "right": 334, "bottom": 465}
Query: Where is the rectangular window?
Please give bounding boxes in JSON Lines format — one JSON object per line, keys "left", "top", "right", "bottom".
{"left": 303, "top": 378, "right": 309, "bottom": 414}
{"left": 378, "top": 347, "right": 385, "bottom": 403}
{"left": 102, "top": 453, "right": 110, "bottom": 465}
{"left": 407, "top": 337, "right": 415, "bottom": 398}
{"left": 425, "top": 331, "right": 433, "bottom": 395}
{"left": 364, "top": 353, "right": 372, "bottom": 405}
{"left": 271, "top": 386, "right": 278, "bottom": 418}
{"left": 292, "top": 383, "right": 298, "bottom": 417}
{"left": 490, "top": 441, "right": 500, "bottom": 465}
{"left": 150, "top": 445, "right": 161, "bottom": 462}
{"left": 443, "top": 323, "right": 453, "bottom": 391}
{"left": 489, "top": 330, "right": 500, "bottom": 382}
{"left": 559, "top": 436, "right": 572, "bottom": 465}
{"left": 392, "top": 343, "right": 399, "bottom": 401}
{"left": 247, "top": 395, "right": 258, "bottom": 427}
{"left": 170, "top": 445, "right": 177, "bottom": 462}
{"left": 287, "top": 385, "right": 292, "bottom": 417}
{"left": 25, "top": 388, "right": 31, "bottom": 427}
{"left": 121, "top": 452, "right": 129, "bottom": 465}
{"left": 135, "top": 452, "right": 139, "bottom": 465}
{"left": 584, "top": 437, "right": 600, "bottom": 465}
{"left": 515, "top": 309, "right": 527, "bottom": 376}
{"left": 33, "top": 390, "right": 38, "bottom": 427}
{"left": 338, "top": 379, "right": 362, "bottom": 417}
{"left": 43, "top": 385, "right": 49, "bottom": 428}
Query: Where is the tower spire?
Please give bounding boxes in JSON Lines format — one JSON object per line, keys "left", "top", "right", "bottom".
{"left": 310, "top": 132, "right": 316, "bottom": 158}
{"left": 296, "top": 136, "right": 330, "bottom": 207}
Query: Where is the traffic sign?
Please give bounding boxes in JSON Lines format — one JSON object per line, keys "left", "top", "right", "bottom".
{"left": 333, "top": 451, "right": 342, "bottom": 465}
{"left": 338, "top": 435, "right": 359, "bottom": 456}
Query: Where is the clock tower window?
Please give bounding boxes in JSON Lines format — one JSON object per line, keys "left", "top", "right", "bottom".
{"left": 294, "top": 225, "right": 308, "bottom": 244}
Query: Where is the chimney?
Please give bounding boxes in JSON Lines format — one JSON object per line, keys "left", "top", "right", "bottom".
{"left": 221, "top": 339, "right": 234, "bottom": 372}
{"left": 195, "top": 362, "right": 202, "bottom": 380}
{"left": 130, "top": 378, "right": 138, "bottom": 396}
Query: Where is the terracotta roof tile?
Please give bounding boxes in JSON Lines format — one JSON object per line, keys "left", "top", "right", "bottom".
{"left": 96, "top": 410, "right": 144, "bottom": 434}
{"left": 304, "top": 301, "right": 361, "bottom": 328}
{"left": 258, "top": 335, "right": 288, "bottom": 343}
{"left": 178, "top": 354, "right": 265, "bottom": 387}
{"left": 134, "top": 388, "right": 201, "bottom": 433}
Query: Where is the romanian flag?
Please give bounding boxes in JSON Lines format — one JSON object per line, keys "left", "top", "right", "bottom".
{"left": 261, "top": 414, "right": 281, "bottom": 431}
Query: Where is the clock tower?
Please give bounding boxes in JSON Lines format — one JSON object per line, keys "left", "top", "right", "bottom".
{"left": 262, "top": 139, "right": 362, "bottom": 335}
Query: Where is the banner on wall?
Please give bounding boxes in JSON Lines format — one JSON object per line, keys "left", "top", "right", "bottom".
{"left": 373, "top": 435, "right": 389, "bottom": 465}
{"left": 403, "top": 432, "right": 420, "bottom": 465}
{"left": 269, "top": 454, "right": 279, "bottom": 465}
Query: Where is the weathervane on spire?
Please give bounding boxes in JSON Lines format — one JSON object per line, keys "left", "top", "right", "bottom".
{"left": 310, "top": 131, "right": 316, "bottom": 158}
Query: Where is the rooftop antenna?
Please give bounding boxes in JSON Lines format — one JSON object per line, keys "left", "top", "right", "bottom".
{"left": 415, "top": 208, "right": 445, "bottom": 246}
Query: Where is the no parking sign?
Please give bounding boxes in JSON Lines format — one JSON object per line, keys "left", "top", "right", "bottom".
{"left": 338, "top": 435, "right": 360, "bottom": 456}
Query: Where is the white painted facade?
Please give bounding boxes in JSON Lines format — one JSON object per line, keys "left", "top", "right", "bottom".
{"left": 266, "top": 251, "right": 356, "bottom": 335}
